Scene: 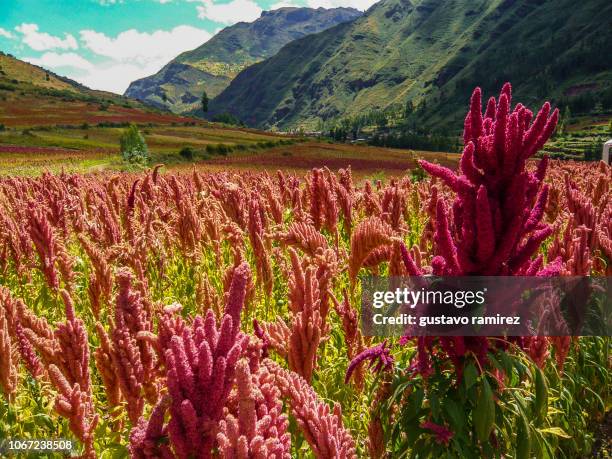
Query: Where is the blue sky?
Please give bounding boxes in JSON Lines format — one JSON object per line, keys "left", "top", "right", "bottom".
{"left": 0, "top": 0, "right": 376, "bottom": 94}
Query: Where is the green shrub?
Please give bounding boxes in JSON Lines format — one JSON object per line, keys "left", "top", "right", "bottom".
{"left": 120, "top": 124, "right": 149, "bottom": 165}
{"left": 211, "top": 112, "right": 244, "bottom": 126}
{"left": 0, "top": 123, "right": 5, "bottom": 131}
{"left": 215, "top": 144, "right": 230, "bottom": 155}
{"left": 410, "top": 163, "right": 427, "bottom": 182}
{"left": 179, "top": 147, "right": 195, "bottom": 160}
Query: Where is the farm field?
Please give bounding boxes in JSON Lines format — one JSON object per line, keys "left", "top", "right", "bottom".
{"left": 542, "top": 114, "right": 612, "bottom": 160}
{"left": 0, "top": 122, "right": 455, "bottom": 177}
{"left": 0, "top": 123, "right": 290, "bottom": 175}
{"left": 0, "top": 84, "right": 610, "bottom": 458}
{"left": 171, "top": 142, "right": 458, "bottom": 179}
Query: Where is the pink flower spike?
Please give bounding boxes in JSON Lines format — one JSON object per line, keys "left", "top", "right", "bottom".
{"left": 345, "top": 340, "right": 393, "bottom": 384}
{"left": 420, "top": 421, "right": 454, "bottom": 446}
{"left": 399, "top": 241, "right": 422, "bottom": 276}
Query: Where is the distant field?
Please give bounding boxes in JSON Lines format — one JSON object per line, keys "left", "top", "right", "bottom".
{"left": 0, "top": 123, "right": 291, "bottom": 175}
{"left": 1, "top": 113, "right": 607, "bottom": 177}
{"left": 0, "top": 95, "right": 197, "bottom": 128}
{"left": 542, "top": 114, "right": 611, "bottom": 160}
{"left": 0, "top": 120, "right": 455, "bottom": 177}
{"left": 187, "top": 142, "right": 459, "bottom": 179}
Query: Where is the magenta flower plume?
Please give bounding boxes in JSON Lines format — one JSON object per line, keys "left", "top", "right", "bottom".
{"left": 345, "top": 340, "right": 393, "bottom": 384}
{"left": 418, "top": 83, "right": 559, "bottom": 276}
{"left": 420, "top": 421, "right": 454, "bottom": 446}
{"left": 138, "top": 262, "right": 253, "bottom": 458}
{"left": 217, "top": 359, "right": 291, "bottom": 458}
{"left": 224, "top": 261, "right": 251, "bottom": 337}
{"left": 129, "top": 395, "right": 174, "bottom": 459}
{"left": 267, "top": 361, "right": 357, "bottom": 459}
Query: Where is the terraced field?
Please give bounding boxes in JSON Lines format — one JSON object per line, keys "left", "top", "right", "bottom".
{"left": 0, "top": 123, "right": 290, "bottom": 175}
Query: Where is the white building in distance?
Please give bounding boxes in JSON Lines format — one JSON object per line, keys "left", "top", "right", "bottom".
{"left": 603, "top": 139, "right": 612, "bottom": 165}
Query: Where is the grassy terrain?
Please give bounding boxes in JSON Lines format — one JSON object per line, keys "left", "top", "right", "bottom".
{"left": 543, "top": 115, "right": 612, "bottom": 160}
{"left": 0, "top": 52, "right": 323, "bottom": 176}
{"left": 0, "top": 121, "right": 451, "bottom": 178}
{"left": 0, "top": 123, "right": 293, "bottom": 176}
{"left": 0, "top": 52, "right": 199, "bottom": 129}
{"left": 210, "top": 0, "right": 612, "bottom": 131}
{"left": 189, "top": 141, "right": 458, "bottom": 179}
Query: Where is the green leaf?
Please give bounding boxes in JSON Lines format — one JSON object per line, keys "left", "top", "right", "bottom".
{"left": 474, "top": 378, "right": 495, "bottom": 443}
{"left": 463, "top": 363, "right": 478, "bottom": 390}
{"left": 516, "top": 411, "right": 531, "bottom": 459}
{"left": 537, "top": 427, "right": 571, "bottom": 439}
{"left": 534, "top": 366, "right": 548, "bottom": 423}
{"left": 443, "top": 398, "right": 466, "bottom": 433}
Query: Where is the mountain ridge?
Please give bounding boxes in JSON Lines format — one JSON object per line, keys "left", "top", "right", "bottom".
{"left": 124, "top": 7, "right": 362, "bottom": 114}
{"left": 209, "top": 0, "right": 612, "bottom": 130}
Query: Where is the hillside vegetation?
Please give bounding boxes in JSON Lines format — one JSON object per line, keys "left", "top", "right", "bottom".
{"left": 0, "top": 53, "right": 302, "bottom": 175}
{"left": 210, "top": 0, "right": 612, "bottom": 130}
{"left": 124, "top": 7, "right": 361, "bottom": 114}
{"left": 0, "top": 52, "right": 192, "bottom": 128}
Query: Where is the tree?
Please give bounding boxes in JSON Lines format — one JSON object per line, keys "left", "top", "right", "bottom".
{"left": 179, "top": 146, "right": 195, "bottom": 160}
{"left": 202, "top": 90, "right": 209, "bottom": 113}
{"left": 404, "top": 100, "right": 414, "bottom": 118}
{"left": 120, "top": 124, "right": 149, "bottom": 165}
{"left": 556, "top": 106, "right": 571, "bottom": 137}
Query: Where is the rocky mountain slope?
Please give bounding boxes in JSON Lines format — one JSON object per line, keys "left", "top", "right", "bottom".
{"left": 124, "top": 7, "right": 361, "bottom": 114}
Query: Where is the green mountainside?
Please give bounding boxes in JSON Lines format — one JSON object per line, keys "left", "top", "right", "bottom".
{"left": 209, "top": 0, "right": 612, "bottom": 131}
{"left": 0, "top": 51, "right": 151, "bottom": 108}
{"left": 124, "top": 7, "right": 361, "bottom": 114}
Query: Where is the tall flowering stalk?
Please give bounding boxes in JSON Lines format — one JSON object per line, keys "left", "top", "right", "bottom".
{"left": 248, "top": 195, "right": 273, "bottom": 296}
{"left": 266, "top": 361, "right": 357, "bottom": 459}
{"left": 49, "top": 291, "right": 98, "bottom": 457}
{"left": 115, "top": 270, "right": 156, "bottom": 393}
{"left": 0, "top": 302, "right": 17, "bottom": 401}
{"left": 129, "top": 395, "right": 174, "bottom": 459}
{"left": 217, "top": 359, "right": 291, "bottom": 458}
{"left": 373, "top": 84, "right": 564, "bottom": 458}
{"left": 348, "top": 217, "right": 392, "bottom": 284}
{"left": 131, "top": 262, "right": 252, "bottom": 458}
{"left": 48, "top": 364, "right": 98, "bottom": 458}
{"left": 28, "top": 203, "right": 60, "bottom": 290}
{"left": 417, "top": 83, "right": 558, "bottom": 276}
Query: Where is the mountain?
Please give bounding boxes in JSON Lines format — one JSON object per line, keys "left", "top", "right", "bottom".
{"left": 210, "top": 0, "right": 612, "bottom": 130}
{"left": 0, "top": 52, "right": 193, "bottom": 128}
{"left": 124, "top": 7, "right": 362, "bottom": 114}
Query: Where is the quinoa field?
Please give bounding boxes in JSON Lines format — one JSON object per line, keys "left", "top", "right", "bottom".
{"left": 0, "top": 84, "right": 610, "bottom": 458}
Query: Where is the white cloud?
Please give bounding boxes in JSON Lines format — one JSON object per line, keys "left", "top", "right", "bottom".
{"left": 15, "top": 23, "right": 78, "bottom": 51}
{"left": 79, "top": 25, "right": 211, "bottom": 65}
{"left": 79, "top": 61, "right": 164, "bottom": 94}
{"left": 195, "top": 0, "right": 263, "bottom": 24}
{"left": 270, "top": 0, "right": 299, "bottom": 9}
{"left": 0, "top": 27, "right": 14, "bottom": 39}
{"left": 50, "top": 25, "right": 211, "bottom": 94}
{"left": 24, "top": 52, "right": 94, "bottom": 71}
{"left": 306, "top": 0, "right": 377, "bottom": 10}
{"left": 18, "top": 25, "right": 213, "bottom": 94}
